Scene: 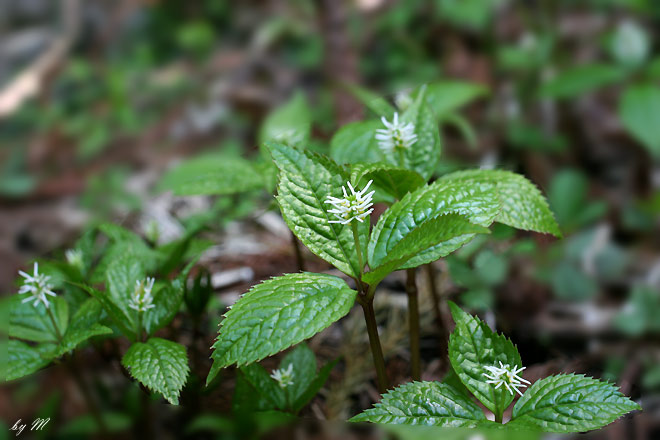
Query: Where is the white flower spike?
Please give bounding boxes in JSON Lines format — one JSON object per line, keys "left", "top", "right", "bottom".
{"left": 18, "top": 262, "right": 57, "bottom": 308}
{"left": 375, "top": 112, "right": 418, "bottom": 155}
{"left": 128, "top": 277, "right": 156, "bottom": 313}
{"left": 270, "top": 363, "right": 294, "bottom": 388}
{"left": 325, "top": 180, "right": 375, "bottom": 225}
{"left": 482, "top": 361, "right": 531, "bottom": 397}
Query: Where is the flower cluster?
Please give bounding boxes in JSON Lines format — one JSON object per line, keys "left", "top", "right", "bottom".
{"left": 270, "top": 364, "right": 294, "bottom": 388}
{"left": 18, "top": 262, "right": 57, "bottom": 308}
{"left": 325, "top": 180, "right": 375, "bottom": 225}
{"left": 482, "top": 361, "right": 531, "bottom": 396}
{"left": 375, "top": 112, "right": 418, "bottom": 155}
{"left": 128, "top": 277, "right": 156, "bottom": 313}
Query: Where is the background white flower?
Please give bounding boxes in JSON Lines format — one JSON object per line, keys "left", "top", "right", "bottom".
{"left": 325, "top": 180, "right": 375, "bottom": 224}
{"left": 18, "top": 262, "right": 57, "bottom": 308}
{"left": 65, "top": 249, "right": 84, "bottom": 269}
{"left": 483, "top": 361, "right": 531, "bottom": 396}
{"left": 270, "top": 363, "right": 294, "bottom": 388}
{"left": 128, "top": 277, "right": 156, "bottom": 312}
{"left": 375, "top": 112, "right": 418, "bottom": 155}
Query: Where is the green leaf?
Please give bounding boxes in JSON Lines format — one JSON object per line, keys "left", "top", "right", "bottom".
{"left": 345, "top": 83, "right": 395, "bottom": 117}
{"left": 415, "top": 81, "right": 488, "bottom": 117}
{"left": 7, "top": 339, "right": 56, "bottom": 381}
{"left": 363, "top": 214, "right": 490, "bottom": 286}
{"left": 349, "top": 381, "right": 487, "bottom": 427}
{"left": 539, "top": 64, "right": 628, "bottom": 99}
{"left": 90, "top": 224, "right": 156, "bottom": 283}
{"left": 473, "top": 249, "right": 509, "bottom": 286}
{"left": 292, "top": 358, "right": 338, "bottom": 413}
{"left": 438, "top": 169, "right": 561, "bottom": 237}
{"left": 233, "top": 372, "right": 277, "bottom": 414}
{"left": 159, "top": 155, "right": 263, "bottom": 196}
{"left": 506, "top": 121, "right": 568, "bottom": 153}
{"left": 435, "top": 0, "right": 503, "bottom": 30}
{"left": 619, "top": 84, "right": 660, "bottom": 157}
{"left": 142, "top": 280, "right": 184, "bottom": 335}
{"left": 549, "top": 169, "right": 607, "bottom": 229}
{"left": 268, "top": 142, "right": 367, "bottom": 278}
{"left": 350, "top": 162, "right": 425, "bottom": 201}
{"left": 614, "top": 284, "right": 660, "bottom": 336}
{"left": 76, "top": 284, "right": 136, "bottom": 340}
{"left": 259, "top": 91, "right": 311, "bottom": 149}
{"left": 106, "top": 257, "right": 144, "bottom": 336}
{"left": 330, "top": 120, "right": 382, "bottom": 165}
{"left": 550, "top": 262, "right": 598, "bottom": 301}
{"left": 57, "top": 298, "right": 112, "bottom": 356}
{"left": 239, "top": 363, "right": 287, "bottom": 410}
{"left": 368, "top": 179, "right": 501, "bottom": 273}
{"left": 122, "top": 337, "right": 189, "bottom": 405}
{"left": 448, "top": 302, "right": 522, "bottom": 415}
{"left": 278, "top": 344, "right": 317, "bottom": 409}
{"left": 208, "top": 273, "right": 356, "bottom": 383}
{"left": 399, "top": 87, "right": 441, "bottom": 179}
{"left": 509, "top": 374, "right": 641, "bottom": 433}
{"left": 9, "top": 296, "right": 69, "bottom": 343}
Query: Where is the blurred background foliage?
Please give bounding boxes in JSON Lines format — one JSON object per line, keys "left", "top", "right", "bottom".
{"left": 1, "top": 0, "right": 660, "bottom": 438}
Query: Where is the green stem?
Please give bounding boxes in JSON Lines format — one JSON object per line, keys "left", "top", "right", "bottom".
{"left": 360, "top": 297, "right": 389, "bottom": 393}
{"left": 350, "top": 221, "right": 365, "bottom": 278}
{"left": 397, "top": 148, "right": 406, "bottom": 168}
{"left": 46, "top": 305, "right": 63, "bottom": 342}
{"left": 495, "top": 407, "right": 503, "bottom": 424}
{"left": 137, "top": 312, "right": 145, "bottom": 342}
{"left": 406, "top": 268, "right": 421, "bottom": 381}
{"left": 352, "top": 220, "right": 388, "bottom": 392}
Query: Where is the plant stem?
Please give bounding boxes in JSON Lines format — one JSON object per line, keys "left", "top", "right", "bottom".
{"left": 290, "top": 231, "right": 306, "bottom": 272}
{"left": 45, "top": 305, "right": 63, "bottom": 341}
{"left": 406, "top": 268, "right": 421, "bottom": 381}
{"left": 425, "top": 263, "right": 448, "bottom": 362}
{"left": 350, "top": 221, "right": 365, "bottom": 278}
{"left": 137, "top": 312, "right": 144, "bottom": 342}
{"left": 351, "top": 220, "right": 388, "bottom": 392}
{"left": 397, "top": 148, "right": 406, "bottom": 168}
{"left": 360, "top": 298, "right": 389, "bottom": 393}
{"left": 495, "top": 407, "right": 503, "bottom": 424}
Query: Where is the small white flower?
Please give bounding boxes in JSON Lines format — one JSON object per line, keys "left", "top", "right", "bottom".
{"left": 375, "top": 112, "right": 418, "bottom": 155}
{"left": 128, "top": 277, "right": 156, "bottom": 313}
{"left": 611, "top": 20, "right": 649, "bottom": 66}
{"left": 483, "top": 361, "right": 531, "bottom": 397}
{"left": 18, "top": 262, "right": 57, "bottom": 308}
{"left": 65, "top": 249, "right": 84, "bottom": 269}
{"left": 325, "top": 180, "right": 375, "bottom": 225}
{"left": 270, "top": 363, "right": 294, "bottom": 388}
{"left": 394, "top": 91, "right": 413, "bottom": 111}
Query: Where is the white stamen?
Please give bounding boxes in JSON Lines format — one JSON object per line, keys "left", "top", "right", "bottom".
{"left": 128, "top": 277, "right": 156, "bottom": 313}
{"left": 482, "top": 361, "right": 531, "bottom": 397}
{"left": 375, "top": 111, "right": 418, "bottom": 156}
{"left": 17, "top": 262, "right": 57, "bottom": 309}
{"left": 325, "top": 180, "right": 375, "bottom": 225}
{"left": 270, "top": 363, "right": 295, "bottom": 388}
